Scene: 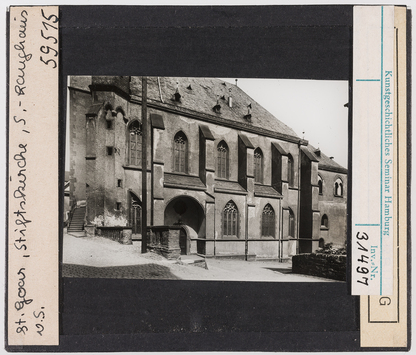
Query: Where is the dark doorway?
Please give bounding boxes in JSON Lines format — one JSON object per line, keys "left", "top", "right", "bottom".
{"left": 129, "top": 192, "right": 142, "bottom": 234}
{"left": 179, "top": 228, "right": 189, "bottom": 255}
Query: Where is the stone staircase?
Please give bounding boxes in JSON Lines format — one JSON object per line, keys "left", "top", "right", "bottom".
{"left": 67, "top": 206, "right": 86, "bottom": 233}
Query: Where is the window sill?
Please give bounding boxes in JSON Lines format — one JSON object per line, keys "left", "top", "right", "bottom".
{"left": 320, "top": 226, "right": 329, "bottom": 231}
{"left": 167, "top": 171, "right": 191, "bottom": 176}
{"left": 123, "top": 165, "right": 150, "bottom": 172}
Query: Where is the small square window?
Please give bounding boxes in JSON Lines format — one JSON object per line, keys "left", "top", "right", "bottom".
{"left": 116, "top": 202, "right": 121, "bottom": 210}
{"left": 106, "top": 120, "right": 112, "bottom": 129}
{"left": 106, "top": 146, "right": 113, "bottom": 156}
{"left": 117, "top": 179, "right": 122, "bottom": 187}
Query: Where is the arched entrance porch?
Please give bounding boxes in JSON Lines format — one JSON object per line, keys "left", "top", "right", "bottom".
{"left": 164, "top": 196, "right": 205, "bottom": 255}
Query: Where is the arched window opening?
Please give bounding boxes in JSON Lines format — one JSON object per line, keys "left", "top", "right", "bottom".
{"left": 321, "top": 214, "right": 329, "bottom": 228}
{"left": 173, "top": 131, "right": 188, "bottom": 173}
{"left": 129, "top": 192, "right": 142, "bottom": 234}
{"left": 287, "top": 154, "right": 294, "bottom": 187}
{"left": 318, "top": 175, "right": 323, "bottom": 194}
{"left": 223, "top": 201, "right": 238, "bottom": 238}
{"left": 217, "top": 141, "right": 229, "bottom": 179}
{"left": 288, "top": 208, "right": 295, "bottom": 238}
{"left": 254, "top": 148, "right": 263, "bottom": 183}
{"left": 319, "top": 238, "right": 325, "bottom": 248}
{"left": 128, "top": 121, "right": 142, "bottom": 166}
{"left": 262, "top": 204, "right": 275, "bottom": 238}
{"left": 335, "top": 178, "right": 343, "bottom": 196}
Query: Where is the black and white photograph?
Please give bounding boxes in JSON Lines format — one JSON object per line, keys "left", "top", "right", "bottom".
{"left": 5, "top": 3, "right": 410, "bottom": 351}
{"left": 63, "top": 75, "right": 348, "bottom": 282}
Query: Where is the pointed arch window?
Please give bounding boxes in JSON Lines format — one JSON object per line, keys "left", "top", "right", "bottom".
{"left": 321, "top": 214, "right": 329, "bottom": 228}
{"left": 318, "top": 175, "right": 323, "bottom": 195}
{"left": 173, "top": 131, "right": 188, "bottom": 173}
{"left": 222, "top": 201, "right": 238, "bottom": 238}
{"left": 129, "top": 192, "right": 142, "bottom": 234}
{"left": 128, "top": 121, "right": 142, "bottom": 166}
{"left": 287, "top": 154, "right": 294, "bottom": 187}
{"left": 254, "top": 148, "right": 263, "bottom": 183}
{"left": 334, "top": 178, "right": 343, "bottom": 197}
{"left": 217, "top": 141, "right": 229, "bottom": 179}
{"left": 288, "top": 208, "right": 295, "bottom": 238}
{"left": 262, "top": 204, "right": 275, "bottom": 238}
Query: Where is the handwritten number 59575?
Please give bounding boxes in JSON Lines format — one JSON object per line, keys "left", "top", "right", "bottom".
{"left": 40, "top": 9, "right": 58, "bottom": 69}
{"left": 41, "top": 9, "right": 58, "bottom": 23}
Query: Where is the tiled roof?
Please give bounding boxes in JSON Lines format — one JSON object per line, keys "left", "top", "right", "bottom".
{"left": 130, "top": 77, "right": 300, "bottom": 138}
{"left": 214, "top": 180, "right": 247, "bottom": 195}
{"left": 164, "top": 173, "right": 206, "bottom": 190}
{"left": 254, "top": 184, "right": 282, "bottom": 198}
{"left": 305, "top": 144, "right": 347, "bottom": 174}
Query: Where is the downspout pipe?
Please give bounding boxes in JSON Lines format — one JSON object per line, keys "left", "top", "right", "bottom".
{"left": 296, "top": 139, "right": 302, "bottom": 254}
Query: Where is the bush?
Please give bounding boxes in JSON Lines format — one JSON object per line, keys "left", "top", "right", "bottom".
{"left": 314, "top": 242, "right": 346, "bottom": 256}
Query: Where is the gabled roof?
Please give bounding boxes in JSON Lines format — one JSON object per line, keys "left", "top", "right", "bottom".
{"left": 130, "top": 77, "right": 299, "bottom": 139}
{"left": 305, "top": 144, "right": 347, "bottom": 174}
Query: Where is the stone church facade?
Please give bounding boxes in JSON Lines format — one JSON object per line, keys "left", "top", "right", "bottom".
{"left": 68, "top": 76, "right": 347, "bottom": 260}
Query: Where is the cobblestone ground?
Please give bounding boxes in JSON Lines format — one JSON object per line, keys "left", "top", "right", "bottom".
{"left": 62, "top": 263, "right": 180, "bottom": 279}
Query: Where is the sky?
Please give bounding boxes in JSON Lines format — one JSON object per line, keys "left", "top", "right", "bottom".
{"left": 221, "top": 78, "right": 349, "bottom": 168}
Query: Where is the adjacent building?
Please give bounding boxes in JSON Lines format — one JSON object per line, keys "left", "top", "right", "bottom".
{"left": 67, "top": 76, "right": 347, "bottom": 260}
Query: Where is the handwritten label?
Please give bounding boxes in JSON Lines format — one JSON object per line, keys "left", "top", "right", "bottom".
{"left": 8, "top": 6, "right": 59, "bottom": 346}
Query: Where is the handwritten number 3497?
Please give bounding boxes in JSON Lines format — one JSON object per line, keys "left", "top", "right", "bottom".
{"left": 40, "top": 9, "right": 58, "bottom": 69}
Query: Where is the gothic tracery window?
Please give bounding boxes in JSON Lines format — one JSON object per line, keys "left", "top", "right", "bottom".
{"left": 217, "top": 141, "right": 229, "bottom": 179}
{"left": 262, "top": 204, "right": 275, "bottom": 238}
{"left": 334, "top": 178, "right": 343, "bottom": 196}
{"left": 173, "top": 131, "right": 188, "bottom": 173}
{"left": 128, "top": 121, "right": 142, "bottom": 166}
{"left": 222, "top": 201, "right": 238, "bottom": 238}
{"left": 254, "top": 148, "right": 263, "bottom": 183}
{"left": 129, "top": 192, "right": 142, "bottom": 234}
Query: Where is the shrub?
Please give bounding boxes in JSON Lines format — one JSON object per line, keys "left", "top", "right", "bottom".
{"left": 314, "top": 242, "right": 346, "bottom": 256}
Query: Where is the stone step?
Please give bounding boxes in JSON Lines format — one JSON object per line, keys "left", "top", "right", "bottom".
{"left": 179, "top": 255, "right": 205, "bottom": 265}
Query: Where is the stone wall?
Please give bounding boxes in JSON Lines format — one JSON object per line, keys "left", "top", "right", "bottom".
{"left": 292, "top": 253, "right": 346, "bottom": 281}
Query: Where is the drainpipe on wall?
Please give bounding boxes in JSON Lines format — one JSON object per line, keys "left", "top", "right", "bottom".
{"left": 245, "top": 194, "right": 248, "bottom": 261}
{"left": 213, "top": 201, "right": 216, "bottom": 257}
{"left": 279, "top": 197, "right": 283, "bottom": 262}
{"left": 296, "top": 140, "right": 302, "bottom": 255}
{"left": 141, "top": 77, "right": 148, "bottom": 253}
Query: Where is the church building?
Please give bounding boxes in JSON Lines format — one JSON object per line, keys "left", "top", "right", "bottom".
{"left": 67, "top": 76, "right": 347, "bottom": 260}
